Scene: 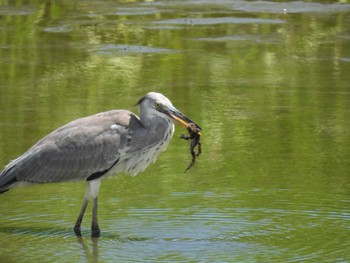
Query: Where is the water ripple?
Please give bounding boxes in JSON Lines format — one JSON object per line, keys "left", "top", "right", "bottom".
{"left": 154, "top": 17, "right": 284, "bottom": 26}
{"left": 96, "top": 44, "right": 177, "bottom": 55}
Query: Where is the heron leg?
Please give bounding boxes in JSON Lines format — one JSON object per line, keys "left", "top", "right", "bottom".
{"left": 74, "top": 197, "right": 89, "bottom": 236}
{"left": 91, "top": 197, "right": 100, "bottom": 237}
{"left": 74, "top": 180, "right": 102, "bottom": 237}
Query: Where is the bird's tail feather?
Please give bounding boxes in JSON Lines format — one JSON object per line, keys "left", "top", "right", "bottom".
{"left": 0, "top": 189, "right": 10, "bottom": 194}
{"left": 0, "top": 163, "right": 18, "bottom": 194}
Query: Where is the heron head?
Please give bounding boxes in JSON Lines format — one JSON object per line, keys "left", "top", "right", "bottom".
{"left": 136, "top": 92, "right": 201, "bottom": 133}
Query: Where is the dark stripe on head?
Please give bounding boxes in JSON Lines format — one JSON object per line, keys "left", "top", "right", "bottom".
{"left": 135, "top": 94, "right": 149, "bottom": 106}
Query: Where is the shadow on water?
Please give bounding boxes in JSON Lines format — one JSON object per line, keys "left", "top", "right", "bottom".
{"left": 77, "top": 237, "right": 99, "bottom": 263}
{"left": 76, "top": 235, "right": 150, "bottom": 263}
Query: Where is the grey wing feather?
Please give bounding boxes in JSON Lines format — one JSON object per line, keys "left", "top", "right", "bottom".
{"left": 0, "top": 110, "right": 135, "bottom": 187}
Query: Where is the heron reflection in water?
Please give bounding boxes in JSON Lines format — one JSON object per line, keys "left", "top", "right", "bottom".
{"left": 0, "top": 92, "right": 202, "bottom": 237}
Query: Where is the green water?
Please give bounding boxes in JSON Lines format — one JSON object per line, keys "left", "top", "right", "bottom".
{"left": 1, "top": 0, "right": 349, "bottom": 262}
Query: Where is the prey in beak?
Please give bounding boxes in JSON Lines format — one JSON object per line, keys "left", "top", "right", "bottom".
{"left": 165, "top": 107, "right": 202, "bottom": 172}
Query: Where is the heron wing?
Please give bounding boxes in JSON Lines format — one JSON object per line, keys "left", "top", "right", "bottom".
{"left": 4, "top": 110, "right": 137, "bottom": 184}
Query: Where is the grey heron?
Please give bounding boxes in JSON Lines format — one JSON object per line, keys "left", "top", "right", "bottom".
{"left": 0, "top": 92, "right": 201, "bottom": 237}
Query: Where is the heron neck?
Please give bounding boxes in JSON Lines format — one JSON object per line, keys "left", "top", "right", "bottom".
{"left": 140, "top": 114, "right": 170, "bottom": 130}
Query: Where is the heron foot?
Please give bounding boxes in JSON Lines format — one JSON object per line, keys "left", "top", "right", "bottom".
{"left": 73, "top": 225, "right": 82, "bottom": 237}
{"left": 91, "top": 226, "right": 101, "bottom": 237}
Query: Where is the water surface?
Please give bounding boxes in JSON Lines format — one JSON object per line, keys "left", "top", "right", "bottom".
{"left": 0, "top": 0, "right": 349, "bottom": 262}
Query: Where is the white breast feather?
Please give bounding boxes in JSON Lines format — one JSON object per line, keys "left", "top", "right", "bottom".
{"left": 124, "top": 125, "right": 174, "bottom": 176}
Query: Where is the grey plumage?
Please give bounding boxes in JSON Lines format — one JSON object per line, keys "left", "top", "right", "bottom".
{"left": 0, "top": 92, "right": 201, "bottom": 237}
